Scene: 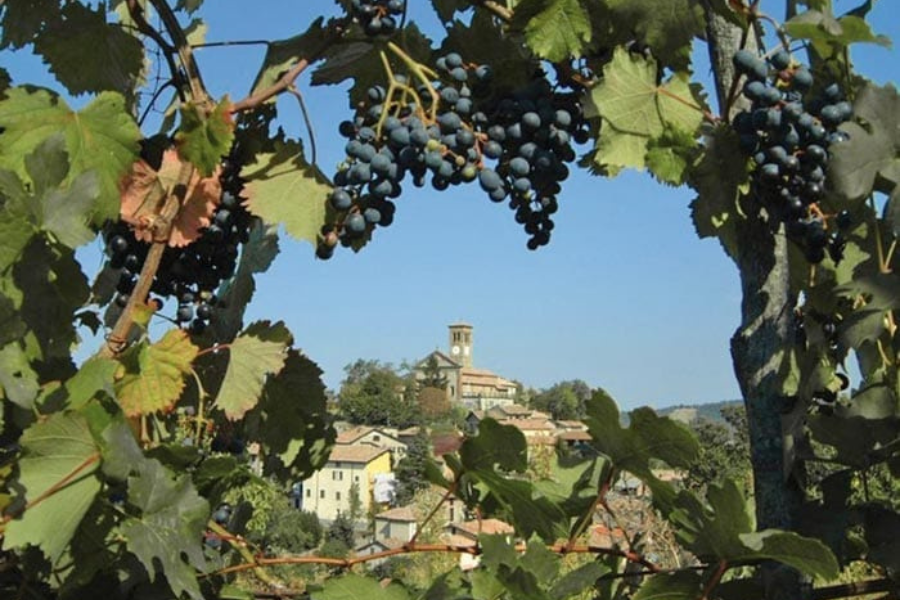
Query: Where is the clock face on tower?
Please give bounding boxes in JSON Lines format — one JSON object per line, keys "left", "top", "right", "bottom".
{"left": 451, "top": 345, "right": 460, "bottom": 355}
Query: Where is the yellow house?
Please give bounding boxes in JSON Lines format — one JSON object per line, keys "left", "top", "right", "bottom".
{"left": 301, "top": 445, "right": 392, "bottom": 522}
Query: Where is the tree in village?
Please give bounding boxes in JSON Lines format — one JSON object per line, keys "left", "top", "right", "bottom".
{"left": 684, "top": 405, "right": 752, "bottom": 493}
{"left": 338, "top": 359, "right": 422, "bottom": 427}
{"left": 0, "top": 1, "right": 898, "bottom": 599}
{"left": 392, "top": 428, "right": 433, "bottom": 506}
{"left": 530, "top": 379, "right": 592, "bottom": 420}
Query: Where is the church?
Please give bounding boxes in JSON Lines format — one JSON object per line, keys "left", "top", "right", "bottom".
{"left": 413, "top": 323, "right": 518, "bottom": 411}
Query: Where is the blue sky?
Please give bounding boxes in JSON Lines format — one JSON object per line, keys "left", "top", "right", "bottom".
{"left": 4, "top": 1, "right": 898, "bottom": 409}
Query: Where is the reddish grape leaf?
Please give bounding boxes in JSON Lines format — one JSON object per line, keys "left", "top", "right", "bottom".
{"left": 119, "top": 149, "right": 222, "bottom": 247}
{"left": 115, "top": 329, "right": 199, "bottom": 417}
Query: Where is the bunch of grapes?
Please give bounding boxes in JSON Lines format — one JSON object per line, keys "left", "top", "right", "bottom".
{"left": 349, "top": 0, "right": 405, "bottom": 37}
{"left": 104, "top": 150, "right": 253, "bottom": 332}
{"left": 317, "top": 52, "right": 588, "bottom": 258}
{"left": 731, "top": 48, "right": 853, "bottom": 263}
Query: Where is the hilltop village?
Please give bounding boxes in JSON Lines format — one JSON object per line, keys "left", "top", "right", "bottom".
{"left": 264, "top": 323, "right": 683, "bottom": 569}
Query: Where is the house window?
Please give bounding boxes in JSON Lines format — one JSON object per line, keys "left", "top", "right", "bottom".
{"left": 332, "top": 470, "right": 343, "bottom": 481}
{"left": 306, "top": 489, "right": 311, "bottom": 498}
{"left": 354, "top": 475, "right": 359, "bottom": 482}
{"left": 336, "top": 491, "right": 341, "bottom": 501}
{"left": 373, "top": 435, "right": 380, "bottom": 442}
{"left": 320, "top": 490, "right": 325, "bottom": 499}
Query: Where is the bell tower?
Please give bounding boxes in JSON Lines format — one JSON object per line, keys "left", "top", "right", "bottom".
{"left": 448, "top": 323, "right": 473, "bottom": 368}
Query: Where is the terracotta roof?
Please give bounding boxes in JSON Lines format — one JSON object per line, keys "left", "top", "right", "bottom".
{"left": 559, "top": 430, "right": 592, "bottom": 441}
{"left": 495, "top": 404, "right": 533, "bottom": 415}
{"left": 588, "top": 525, "right": 627, "bottom": 548}
{"left": 443, "top": 533, "right": 477, "bottom": 547}
{"left": 556, "top": 420, "right": 587, "bottom": 430}
{"left": 376, "top": 506, "right": 418, "bottom": 522}
{"left": 335, "top": 425, "right": 374, "bottom": 444}
{"left": 328, "top": 445, "right": 389, "bottom": 464}
{"left": 453, "top": 518, "right": 514, "bottom": 538}
{"left": 503, "top": 418, "right": 556, "bottom": 431}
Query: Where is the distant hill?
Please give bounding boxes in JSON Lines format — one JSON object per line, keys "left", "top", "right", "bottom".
{"left": 658, "top": 400, "right": 742, "bottom": 425}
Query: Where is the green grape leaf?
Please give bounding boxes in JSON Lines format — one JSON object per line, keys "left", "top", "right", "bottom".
{"left": 175, "top": 97, "right": 235, "bottom": 177}
{"left": 213, "top": 321, "right": 291, "bottom": 420}
{"left": 688, "top": 126, "right": 749, "bottom": 260}
{"left": 584, "top": 389, "right": 697, "bottom": 509}
{"left": 240, "top": 139, "right": 332, "bottom": 247}
{"left": 23, "top": 132, "right": 68, "bottom": 194}
{"left": 120, "top": 458, "right": 208, "bottom": 600}
{"left": 738, "top": 530, "right": 840, "bottom": 580}
{"left": 586, "top": 47, "right": 706, "bottom": 176}
{"left": 115, "top": 329, "right": 200, "bottom": 417}
{"left": 0, "top": 88, "right": 141, "bottom": 224}
{"left": 431, "top": 0, "right": 471, "bottom": 22}
{"left": 64, "top": 357, "right": 119, "bottom": 410}
{"left": 632, "top": 571, "right": 703, "bottom": 600}
{"left": 211, "top": 221, "right": 280, "bottom": 341}
{"left": 0, "top": 170, "right": 39, "bottom": 273}
{"left": 184, "top": 18, "right": 208, "bottom": 47}
{"left": 242, "top": 351, "right": 334, "bottom": 478}
{"left": 784, "top": 11, "right": 891, "bottom": 49}
{"left": 175, "top": 0, "right": 205, "bottom": 14}
{"left": 249, "top": 17, "right": 330, "bottom": 99}
{"left": 476, "top": 469, "right": 568, "bottom": 542}
{"left": 0, "top": 343, "right": 40, "bottom": 408}
{"left": 0, "top": 0, "right": 61, "bottom": 49}
{"left": 33, "top": 2, "right": 145, "bottom": 97}
{"left": 0, "top": 136, "right": 97, "bottom": 251}
{"left": 668, "top": 480, "right": 753, "bottom": 561}
{"left": 10, "top": 239, "right": 90, "bottom": 366}
{"left": 549, "top": 561, "right": 609, "bottom": 600}
{"left": 512, "top": 0, "right": 592, "bottom": 62}
{"left": 605, "top": 0, "right": 705, "bottom": 71}
{"left": 460, "top": 418, "right": 527, "bottom": 473}
{"left": 829, "top": 83, "right": 900, "bottom": 202}
{"left": 3, "top": 413, "right": 101, "bottom": 564}
{"left": 646, "top": 127, "right": 698, "bottom": 186}
{"left": 315, "top": 573, "right": 410, "bottom": 600}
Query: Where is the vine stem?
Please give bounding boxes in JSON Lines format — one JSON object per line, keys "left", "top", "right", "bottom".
{"left": 102, "top": 160, "right": 197, "bottom": 358}
{"left": 656, "top": 87, "right": 718, "bottom": 123}
{"left": 210, "top": 541, "right": 666, "bottom": 579}
{"left": 469, "top": 0, "right": 513, "bottom": 22}
{"left": 406, "top": 480, "right": 458, "bottom": 546}
{"left": 229, "top": 21, "right": 344, "bottom": 114}
{"left": 386, "top": 42, "right": 440, "bottom": 121}
{"left": 148, "top": 0, "right": 210, "bottom": 107}
{"left": 125, "top": 0, "right": 186, "bottom": 103}
{"left": 0, "top": 453, "right": 101, "bottom": 526}
{"left": 206, "top": 521, "right": 285, "bottom": 590}
{"left": 700, "top": 559, "right": 729, "bottom": 600}
{"left": 287, "top": 86, "right": 318, "bottom": 166}
{"left": 566, "top": 465, "right": 614, "bottom": 552}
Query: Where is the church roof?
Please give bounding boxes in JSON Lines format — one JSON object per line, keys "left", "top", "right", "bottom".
{"left": 460, "top": 367, "right": 517, "bottom": 391}
{"left": 416, "top": 350, "right": 461, "bottom": 369}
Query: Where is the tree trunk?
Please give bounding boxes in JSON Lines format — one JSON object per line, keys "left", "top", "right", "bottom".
{"left": 703, "top": 8, "right": 807, "bottom": 599}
